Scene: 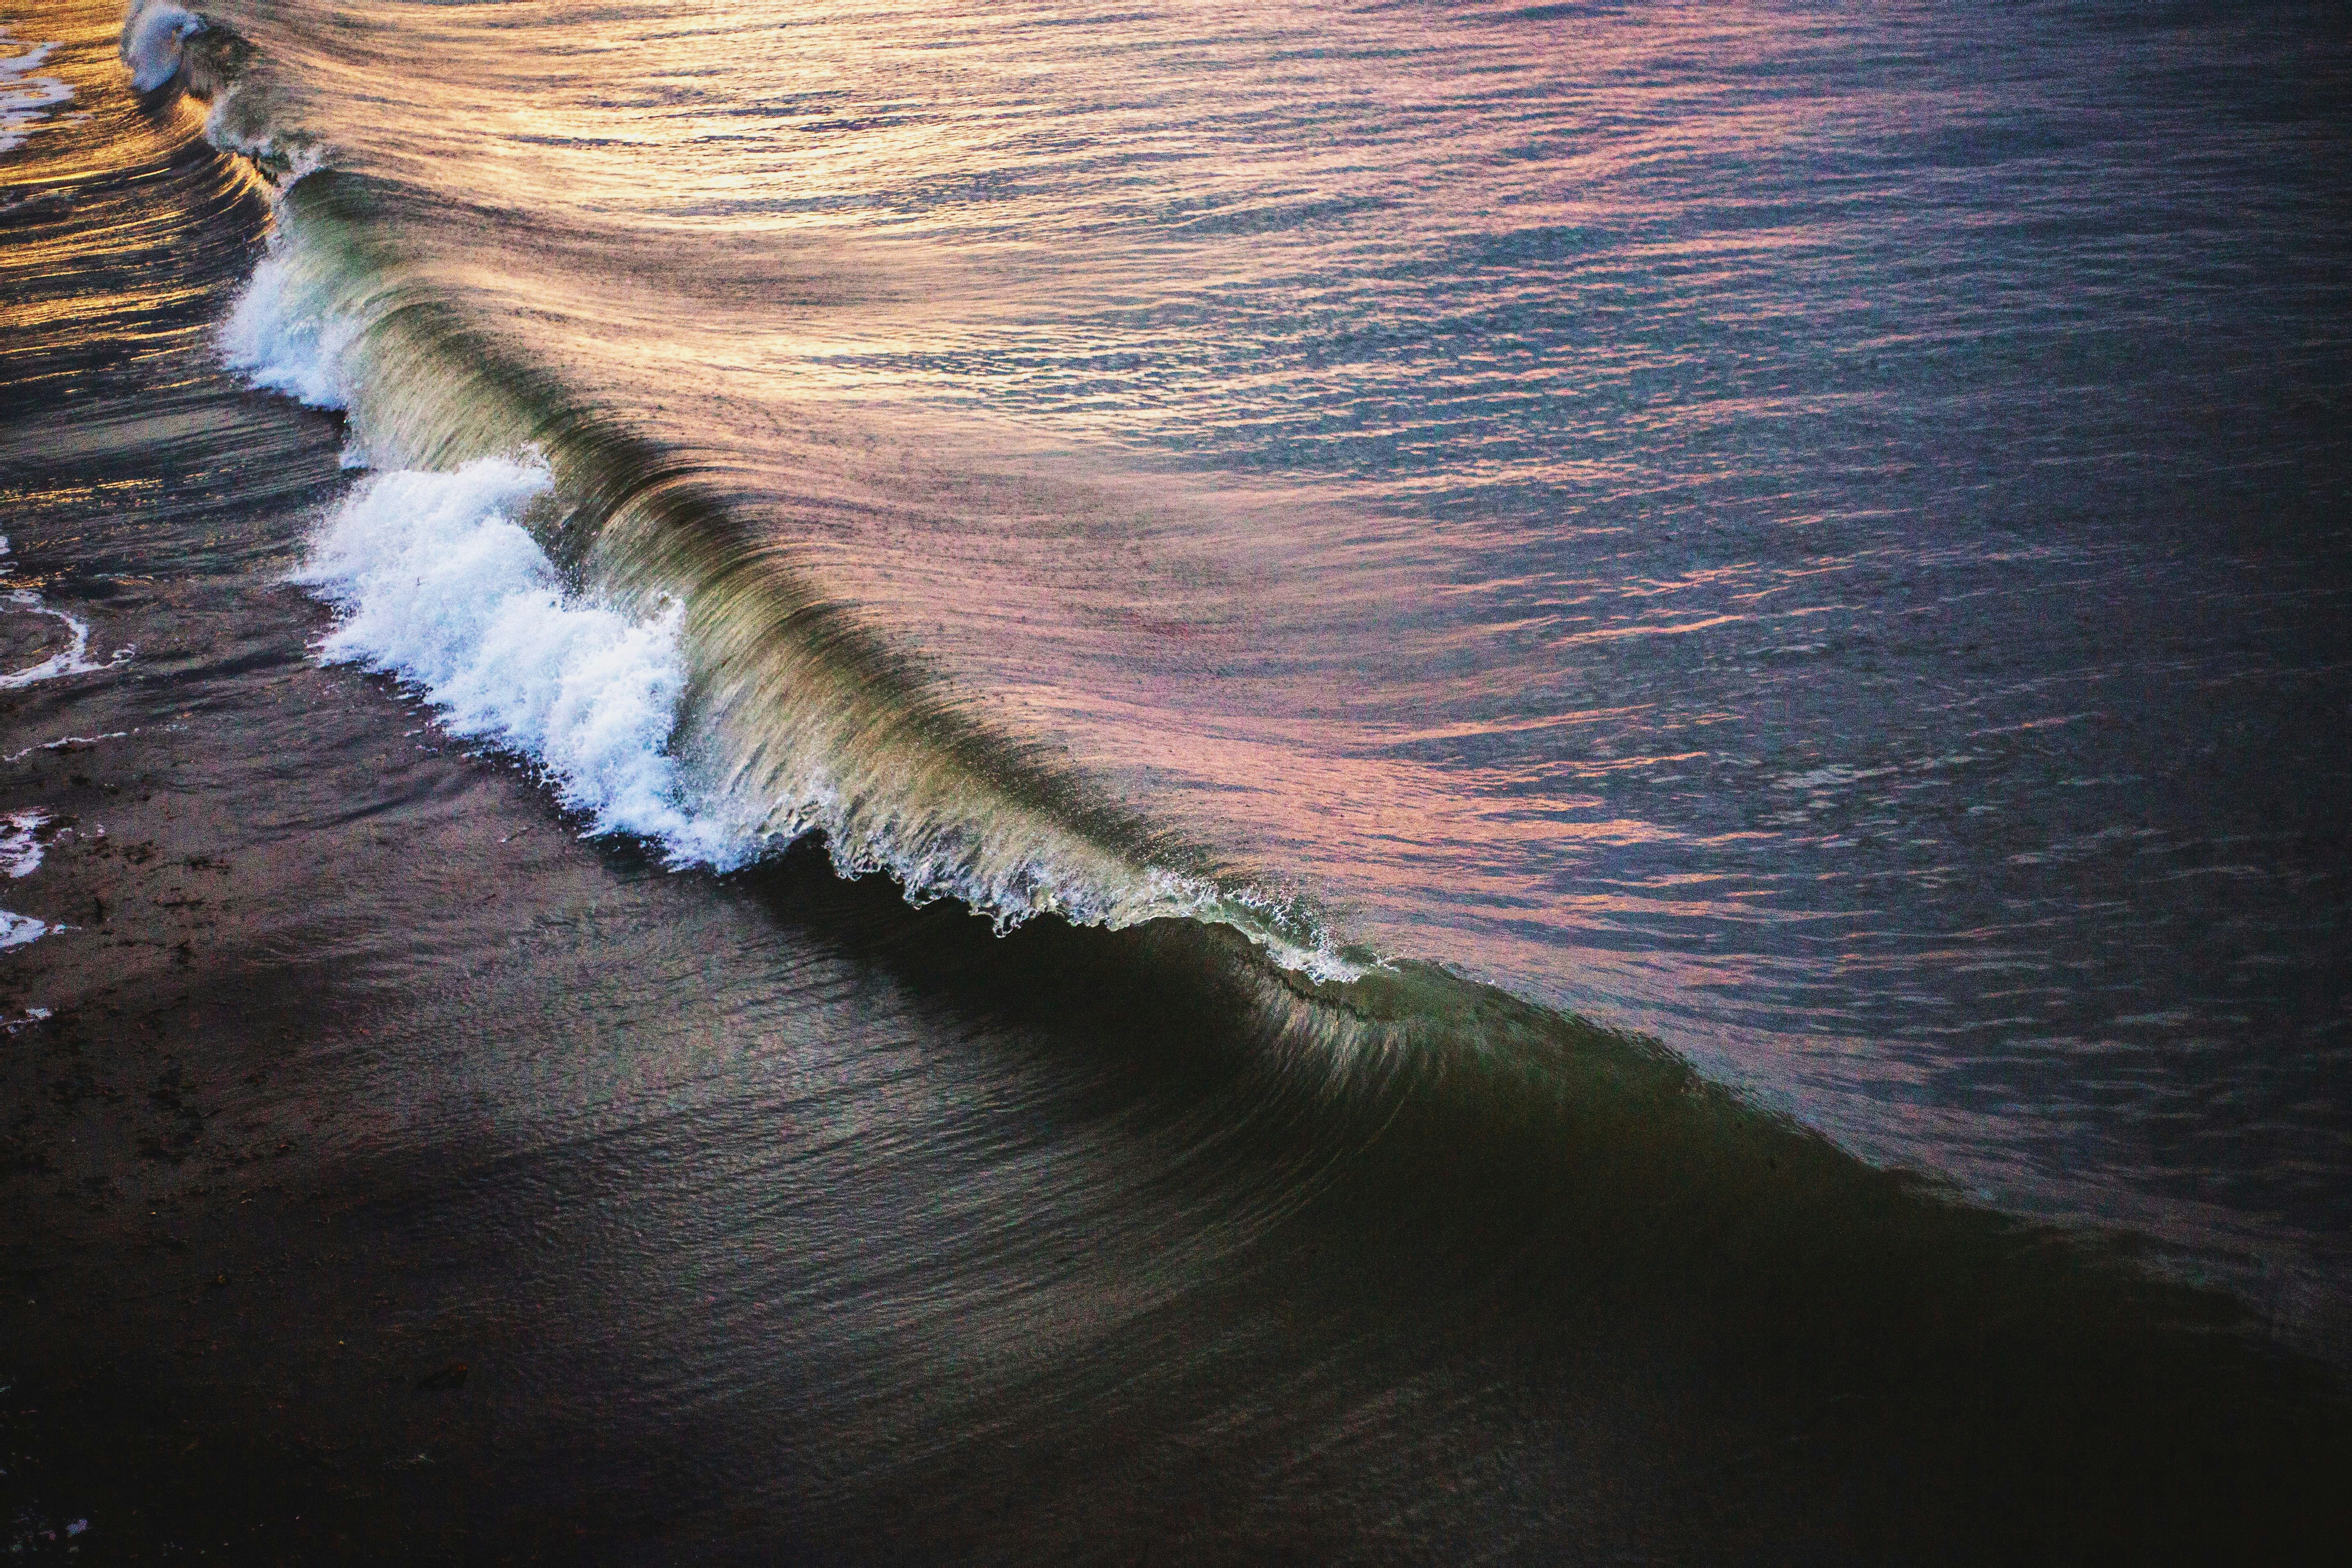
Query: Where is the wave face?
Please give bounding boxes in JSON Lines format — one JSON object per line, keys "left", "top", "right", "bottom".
{"left": 122, "top": 0, "right": 2352, "bottom": 1313}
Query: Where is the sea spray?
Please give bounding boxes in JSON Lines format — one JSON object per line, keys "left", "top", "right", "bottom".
{"left": 221, "top": 250, "right": 355, "bottom": 409}
{"left": 292, "top": 457, "right": 756, "bottom": 869}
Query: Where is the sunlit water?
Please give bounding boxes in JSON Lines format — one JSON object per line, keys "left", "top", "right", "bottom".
{"left": 4, "top": 0, "right": 2349, "bottom": 1555}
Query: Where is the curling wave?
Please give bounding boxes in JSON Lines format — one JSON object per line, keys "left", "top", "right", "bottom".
{"left": 139, "top": 20, "right": 2037, "bottom": 1281}
{"left": 290, "top": 455, "right": 756, "bottom": 867}
{"left": 77, "top": 11, "right": 2352, "bottom": 1539}
{"left": 176, "top": 12, "right": 1363, "bottom": 982}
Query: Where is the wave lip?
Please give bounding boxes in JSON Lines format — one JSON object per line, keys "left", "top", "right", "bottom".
{"left": 120, "top": 0, "right": 205, "bottom": 95}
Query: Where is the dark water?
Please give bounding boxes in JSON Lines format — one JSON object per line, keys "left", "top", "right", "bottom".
{"left": 2, "top": 0, "right": 2349, "bottom": 1560}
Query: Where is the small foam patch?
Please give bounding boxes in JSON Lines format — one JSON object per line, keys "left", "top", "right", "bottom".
{"left": 1, "top": 811, "right": 47, "bottom": 880}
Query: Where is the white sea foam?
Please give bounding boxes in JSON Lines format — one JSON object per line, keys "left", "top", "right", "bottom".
{"left": 120, "top": 1, "right": 204, "bottom": 94}
{"left": 1, "top": 811, "right": 46, "bottom": 879}
{"left": 0, "top": 531, "right": 133, "bottom": 682}
{"left": 0, "top": 25, "right": 71, "bottom": 155}
{"left": 0, "top": 813, "right": 53, "bottom": 952}
{"left": 0, "top": 592, "right": 133, "bottom": 688}
{"left": 222, "top": 252, "right": 356, "bottom": 410}
{"left": 2, "top": 731, "right": 133, "bottom": 762}
{"left": 1, "top": 534, "right": 134, "bottom": 688}
{"left": 292, "top": 457, "right": 756, "bottom": 868}
{"left": 0, "top": 913, "right": 51, "bottom": 951}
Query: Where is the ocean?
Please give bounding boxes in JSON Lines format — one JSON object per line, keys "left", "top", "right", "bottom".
{"left": 1, "top": 0, "right": 2347, "bottom": 1559}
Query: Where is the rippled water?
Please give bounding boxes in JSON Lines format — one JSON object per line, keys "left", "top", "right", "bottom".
{"left": 4, "top": 1, "right": 2350, "bottom": 1555}
{"left": 161, "top": 0, "right": 2352, "bottom": 1273}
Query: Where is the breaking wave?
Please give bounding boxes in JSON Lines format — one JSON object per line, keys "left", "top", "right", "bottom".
{"left": 290, "top": 456, "right": 755, "bottom": 868}
{"left": 186, "top": 22, "right": 1361, "bottom": 980}
{"left": 90, "top": 8, "right": 2352, "bottom": 1431}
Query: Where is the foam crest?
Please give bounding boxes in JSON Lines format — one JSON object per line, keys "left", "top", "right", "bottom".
{"left": 120, "top": 1, "right": 205, "bottom": 94}
{"left": 292, "top": 457, "right": 756, "bottom": 868}
{"left": 221, "top": 251, "right": 354, "bottom": 410}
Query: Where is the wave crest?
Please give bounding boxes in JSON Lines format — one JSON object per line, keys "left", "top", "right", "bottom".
{"left": 120, "top": 1, "right": 205, "bottom": 94}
